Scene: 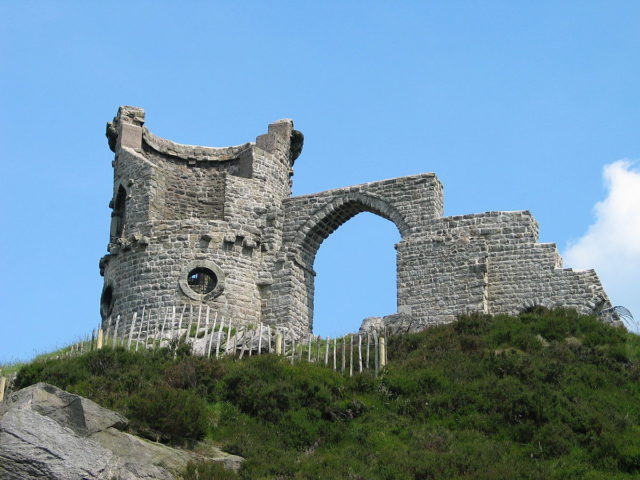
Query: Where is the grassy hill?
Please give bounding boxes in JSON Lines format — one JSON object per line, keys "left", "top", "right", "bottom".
{"left": 13, "top": 308, "right": 640, "bottom": 479}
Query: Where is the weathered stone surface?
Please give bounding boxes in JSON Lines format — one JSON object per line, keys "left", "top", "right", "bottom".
{"left": 0, "top": 382, "right": 127, "bottom": 436}
{"left": 360, "top": 313, "right": 425, "bottom": 334}
{"left": 100, "top": 106, "right": 613, "bottom": 340}
{"left": 359, "top": 316, "right": 384, "bottom": 333}
{"left": 0, "top": 383, "right": 242, "bottom": 480}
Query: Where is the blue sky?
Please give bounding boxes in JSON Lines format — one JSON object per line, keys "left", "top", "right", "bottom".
{"left": 1, "top": 1, "right": 639, "bottom": 363}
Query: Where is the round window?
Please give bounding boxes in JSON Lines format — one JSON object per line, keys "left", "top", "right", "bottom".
{"left": 187, "top": 267, "right": 217, "bottom": 295}
{"left": 179, "top": 260, "right": 225, "bottom": 300}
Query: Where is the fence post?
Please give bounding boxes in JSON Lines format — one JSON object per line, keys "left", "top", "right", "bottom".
{"left": 358, "top": 335, "right": 363, "bottom": 373}
{"left": 366, "top": 333, "right": 370, "bottom": 370}
{"left": 195, "top": 306, "right": 202, "bottom": 347}
{"left": 135, "top": 307, "right": 145, "bottom": 352}
{"left": 341, "top": 336, "right": 346, "bottom": 372}
{"left": 307, "top": 334, "right": 312, "bottom": 362}
{"left": 374, "top": 332, "right": 379, "bottom": 377}
{"left": 291, "top": 337, "right": 296, "bottom": 364}
{"left": 186, "top": 305, "right": 194, "bottom": 345}
{"left": 325, "top": 336, "right": 329, "bottom": 366}
{"left": 177, "top": 305, "right": 186, "bottom": 338}
{"left": 96, "top": 328, "right": 104, "bottom": 350}
{"left": 349, "top": 335, "right": 354, "bottom": 377}
{"left": 379, "top": 334, "right": 386, "bottom": 370}
{"left": 159, "top": 309, "right": 168, "bottom": 348}
{"left": 333, "top": 337, "right": 337, "bottom": 370}
{"left": 225, "top": 320, "right": 233, "bottom": 355}
{"left": 239, "top": 329, "right": 247, "bottom": 359}
{"left": 170, "top": 305, "right": 177, "bottom": 341}
{"left": 258, "top": 323, "right": 263, "bottom": 355}
{"left": 127, "top": 313, "right": 137, "bottom": 351}
{"left": 215, "top": 315, "right": 223, "bottom": 358}
{"left": 104, "top": 317, "right": 112, "bottom": 346}
{"left": 275, "top": 332, "right": 283, "bottom": 355}
{"left": 204, "top": 307, "right": 211, "bottom": 357}
{"left": 0, "top": 376, "right": 6, "bottom": 403}
{"left": 144, "top": 309, "right": 153, "bottom": 350}
{"left": 200, "top": 307, "right": 208, "bottom": 355}
{"left": 384, "top": 327, "right": 388, "bottom": 366}
{"left": 114, "top": 315, "right": 121, "bottom": 348}
{"left": 174, "top": 305, "right": 186, "bottom": 358}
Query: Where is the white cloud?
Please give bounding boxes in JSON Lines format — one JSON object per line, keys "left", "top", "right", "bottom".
{"left": 564, "top": 160, "right": 640, "bottom": 330}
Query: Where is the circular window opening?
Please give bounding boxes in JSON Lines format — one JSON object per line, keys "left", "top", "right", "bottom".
{"left": 187, "top": 267, "right": 217, "bottom": 295}
{"left": 100, "top": 285, "right": 115, "bottom": 319}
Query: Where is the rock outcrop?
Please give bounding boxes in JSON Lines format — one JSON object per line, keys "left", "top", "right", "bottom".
{"left": 0, "top": 383, "right": 242, "bottom": 480}
{"left": 360, "top": 313, "right": 426, "bottom": 334}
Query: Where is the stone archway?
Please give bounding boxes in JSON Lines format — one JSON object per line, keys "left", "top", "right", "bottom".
{"left": 293, "top": 192, "right": 411, "bottom": 267}
{"left": 271, "top": 192, "right": 411, "bottom": 335}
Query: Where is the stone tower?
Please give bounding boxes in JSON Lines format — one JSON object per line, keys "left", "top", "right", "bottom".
{"left": 100, "top": 106, "right": 614, "bottom": 337}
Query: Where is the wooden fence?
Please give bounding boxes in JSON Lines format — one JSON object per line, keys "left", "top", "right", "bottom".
{"left": 62, "top": 305, "right": 389, "bottom": 376}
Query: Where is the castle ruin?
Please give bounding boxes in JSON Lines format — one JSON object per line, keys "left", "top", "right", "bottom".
{"left": 99, "top": 106, "right": 612, "bottom": 336}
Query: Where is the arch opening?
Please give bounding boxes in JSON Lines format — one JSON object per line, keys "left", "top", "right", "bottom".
{"left": 111, "top": 185, "right": 127, "bottom": 241}
{"left": 100, "top": 284, "right": 114, "bottom": 320}
{"left": 312, "top": 212, "right": 401, "bottom": 336}
{"left": 297, "top": 194, "right": 408, "bottom": 337}
{"left": 297, "top": 194, "right": 409, "bottom": 268}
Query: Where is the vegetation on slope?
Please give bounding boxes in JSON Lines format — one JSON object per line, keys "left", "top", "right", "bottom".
{"left": 14, "top": 308, "right": 640, "bottom": 479}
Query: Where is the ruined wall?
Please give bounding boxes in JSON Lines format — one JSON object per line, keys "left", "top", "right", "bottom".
{"left": 99, "top": 106, "right": 613, "bottom": 338}
{"left": 266, "top": 174, "right": 444, "bottom": 335}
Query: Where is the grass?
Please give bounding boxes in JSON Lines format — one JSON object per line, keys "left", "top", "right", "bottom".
{"left": 11, "top": 308, "right": 640, "bottom": 479}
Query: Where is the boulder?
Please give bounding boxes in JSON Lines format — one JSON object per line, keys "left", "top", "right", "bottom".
{"left": 359, "top": 313, "right": 425, "bottom": 334}
{"left": 359, "top": 316, "right": 384, "bottom": 333}
{"left": 0, "top": 383, "right": 242, "bottom": 480}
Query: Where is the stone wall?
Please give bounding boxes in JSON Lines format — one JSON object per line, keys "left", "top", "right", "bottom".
{"left": 100, "top": 107, "right": 300, "bottom": 336}
{"left": 99, "top": 106, "right": 613, "bottom": 338}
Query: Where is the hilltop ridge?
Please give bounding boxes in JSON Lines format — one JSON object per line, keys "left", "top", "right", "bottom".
{"left": 9, "top": 308, "right": 640, "bottom": 479}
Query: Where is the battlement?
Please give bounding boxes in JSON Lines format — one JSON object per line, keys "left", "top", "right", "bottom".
{"left": 106, "top": 106, "right": 302, "bottom": 178}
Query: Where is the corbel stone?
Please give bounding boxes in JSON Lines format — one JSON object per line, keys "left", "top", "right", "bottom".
{"left": 243, "top": 238, "right": 257, "bottom": 249}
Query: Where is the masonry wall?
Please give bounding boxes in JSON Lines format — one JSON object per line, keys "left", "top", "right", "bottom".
{"left": 268, "top": 174, "right": 444, "bottom": 334}
{"left": 100, "top": 107, "right": 299, "bottom": 337}
{"left": 99, "top": 106, "right": 614, "bottom": 340}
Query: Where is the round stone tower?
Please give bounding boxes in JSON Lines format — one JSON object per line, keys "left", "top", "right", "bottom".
{"left": 99, "top": 106, "right": 303, "bottom": 333}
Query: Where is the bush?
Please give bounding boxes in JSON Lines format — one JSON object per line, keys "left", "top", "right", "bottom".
{"left": 182, "top": 461, "right": 239, "bottom": 480}
{"left": 14, "top": 309, "right": 640, "bottom": 479}
{"left": 14, "top": 357, "right": 90, "bottom": 390}
{"left": 220, "top": 355, "right": 345, "bottom": 422}
{"left": 128, "top": 384, "right": 208, "bottom": 444}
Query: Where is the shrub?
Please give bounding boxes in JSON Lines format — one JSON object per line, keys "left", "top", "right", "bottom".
{"left": 13, "top": 309, "right": 640, "bottom": 479}
{"left": 220, "top": 355, "right": 345, "bottom": 422}
{"left": 14, "top": 357, "right": 90, "bottom": 390}
{"left": 530, "top": 422, "right": 575, "bottom": 458}
{"left": 182, "top": 461, "right": 239, "bottom": 480}
{"left": 128, "top": 384, "right": 208, "bottom": 444}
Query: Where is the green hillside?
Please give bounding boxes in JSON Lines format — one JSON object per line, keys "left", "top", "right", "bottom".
{"left": 13, "top": 308, "right": 640, "bottom": 479}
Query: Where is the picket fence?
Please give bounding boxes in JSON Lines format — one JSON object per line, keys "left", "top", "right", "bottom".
{"left": 61, "top": 304, "right": 389, "bottom": 377}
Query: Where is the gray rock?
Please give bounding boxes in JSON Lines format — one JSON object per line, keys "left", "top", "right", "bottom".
{"left": 0, "top": 382, "right": 127, "bottom": 436}
{"left": 359, "top": 316, "right": 384, "bottom": 333}
{"left": 359, "top": 313, "right": 426, "bottom": 334}
{"left": 0, "top": 383, "right": 242, "bottom": 480}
